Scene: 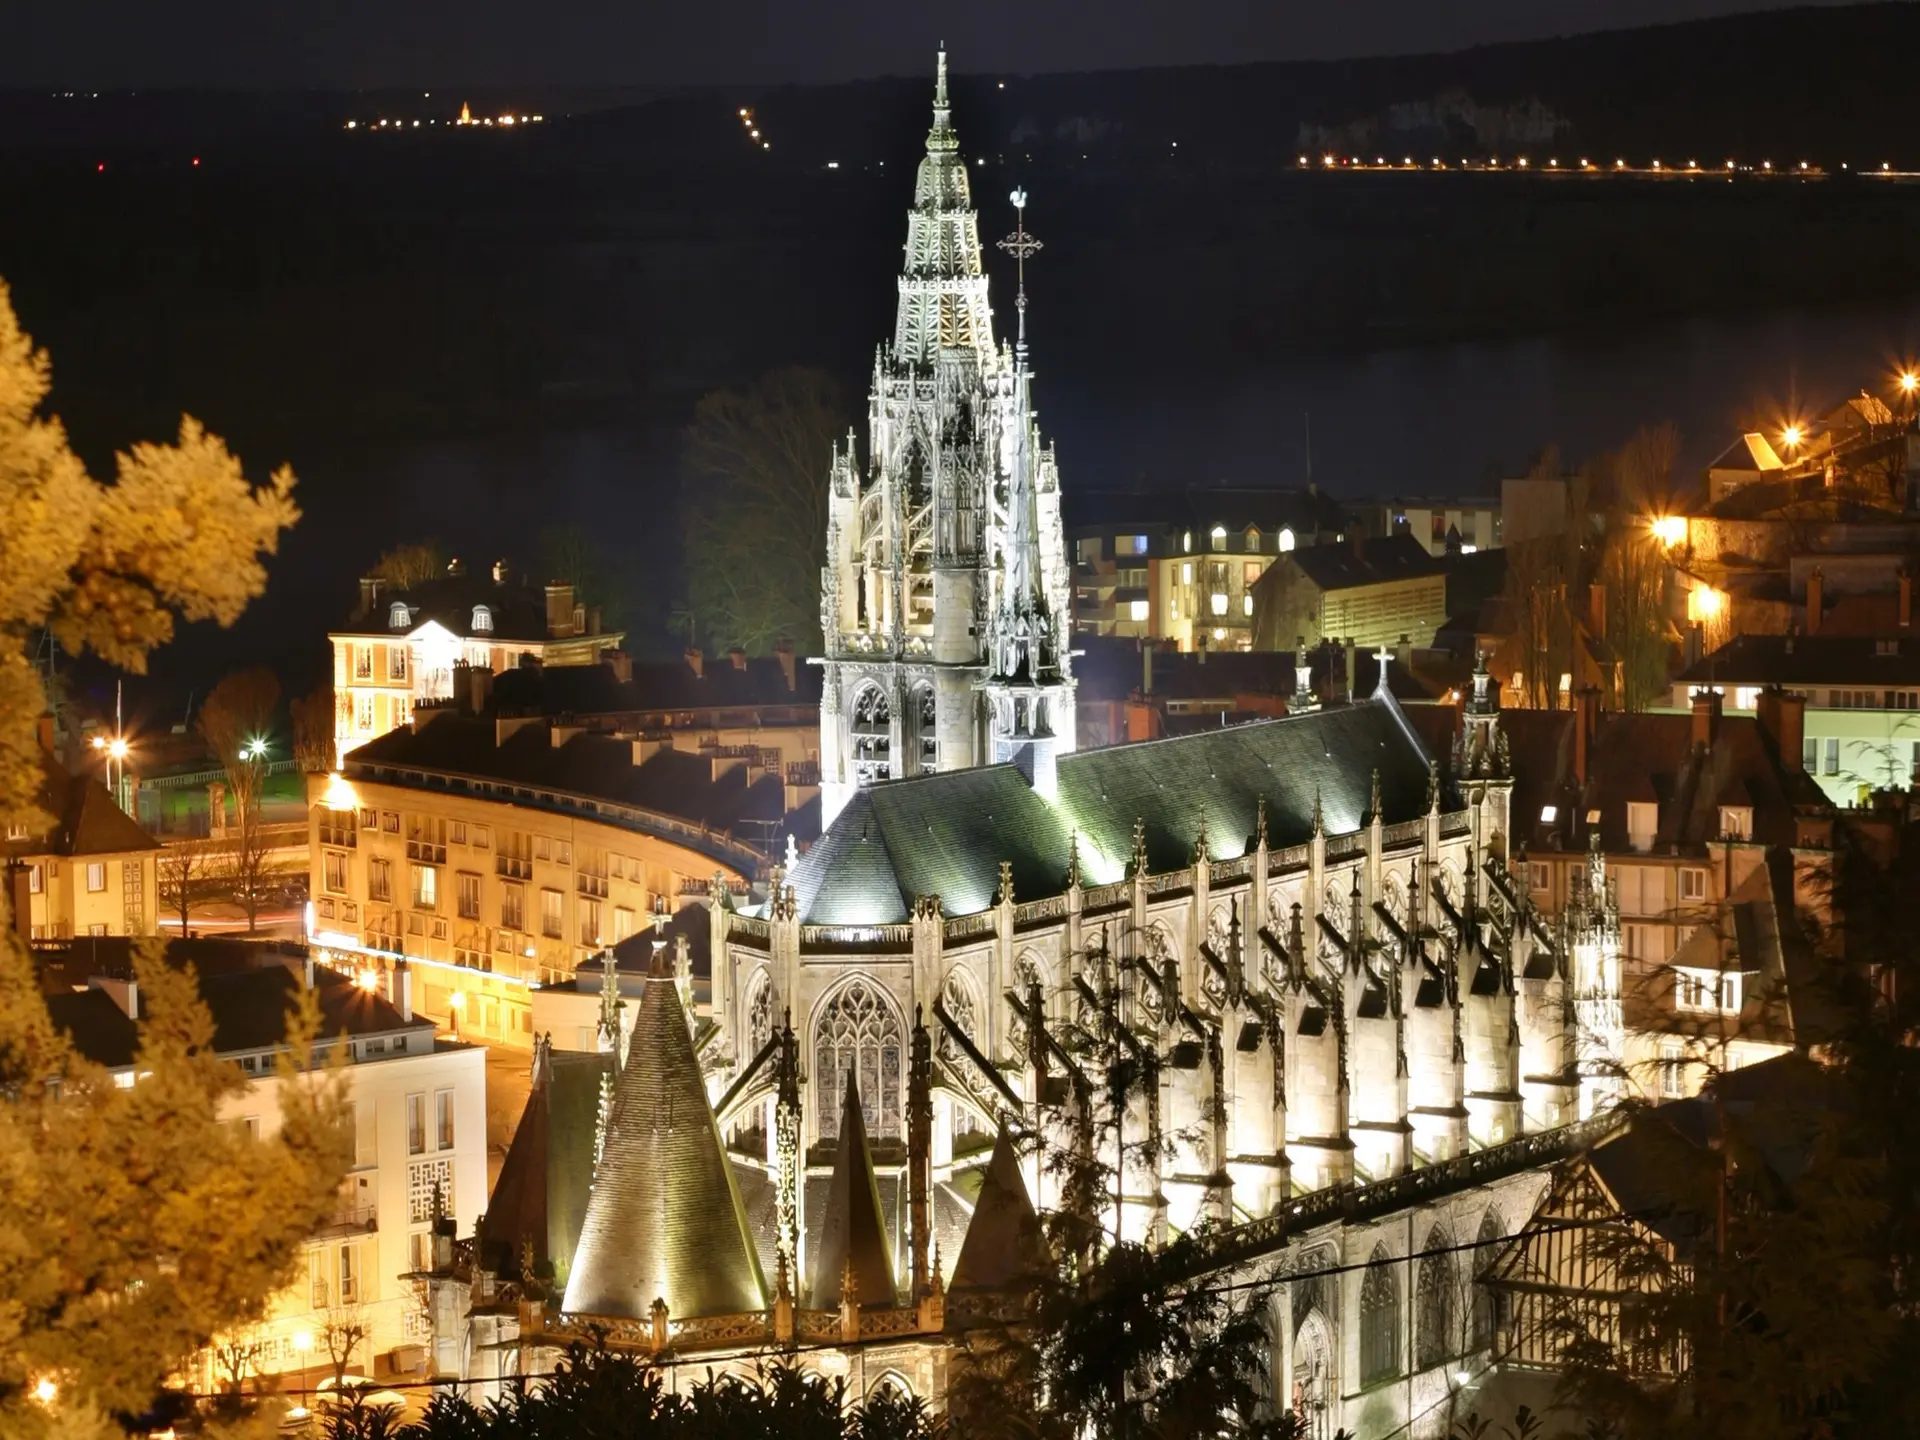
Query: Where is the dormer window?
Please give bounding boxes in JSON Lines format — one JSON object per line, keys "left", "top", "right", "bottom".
{"left": 388, "top": 601, "right": 411, "bottom": 630}
{"left": 1278, "top": 526, "right": 1296, "bottom": 553}
{"left": 471, "top": 604, "right": 493, "bottom": 633}
{"left": 1719, "top": 805, "right": 1753, "bottom": 841}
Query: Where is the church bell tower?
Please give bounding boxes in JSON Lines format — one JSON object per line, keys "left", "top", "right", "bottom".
{"left": 817, "top": 52, "right": 1074, "bottom": 824}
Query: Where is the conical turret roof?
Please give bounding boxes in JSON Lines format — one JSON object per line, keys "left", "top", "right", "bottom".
{"left": 951, "top": 1123, "right": 1047, "bottom": 1291}
{"left": 561, "top": 954, "right": 764, "bottom": 1320}
{"left": 480, "top": 1037, "right": 552, "bottom": 1280}
{"left": 809, "top": 1070, "right": 896, "bottom": 1308}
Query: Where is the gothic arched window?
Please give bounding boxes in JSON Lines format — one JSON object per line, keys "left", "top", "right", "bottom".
{"left": 910, "top": 682, "right": 937, "bottom": 772}
{"left": 814, "top": 979, "right": 903, "bottom": 1140}
{"left": 851, "top": 684, "right": 892, "bottom": 785}
{"left": 1291, "top": 1308, "right": 1334, "bottom": 1440}
{"left": 1416, "top": 1227, "right": 1457, "bottom": 1369}
{"left": 1008, "top": 953, "right": 1045, "bottom": 1059}
{"left": 1471, "top": 1209, "right": 1505, "bottom": 1351}
{"left": 744, "top": 969, "right": 773, "bottom": 1057}
{"left": 935, "top": 969, "right": 980, "bottom": 1066}
{"left": 1360, "top": 1246, "right": 1401, "bottom": 1385}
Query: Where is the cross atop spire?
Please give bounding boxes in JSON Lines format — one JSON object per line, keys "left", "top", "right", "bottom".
{"left": 998, "top": 188, "right": 1043, "bottom": 358}
{"left": 928, "top": 48, "right": 956, "bottom": 153}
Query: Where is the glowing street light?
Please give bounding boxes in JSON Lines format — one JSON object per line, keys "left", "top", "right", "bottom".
{"left": 1651, "top": 515, "right": 1688, "bottom": 548}
{"left": 1900, "top": 371, "right": 1918, "bottom": 396}
{"left": 243, "top": 737, "right": 269, "bottom": 762}
{"left": 1782, "top": 424, "right": 1803, "bottom": 449}
{"left": 32, "top": 1377, "right": 57, "bottom": 1406}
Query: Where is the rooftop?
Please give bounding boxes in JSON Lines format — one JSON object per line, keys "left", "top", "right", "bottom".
{"left": 1676, "top": 632, "right": 1920, "bottom": 687}
{"left": 789, "top": 690, "right": 1449, "bottom": 924}
{"left": 7, "top": 756, "right": 159, "bottom": 859}
{"left": 1283, "top": 534, "right": 1443, "bottom": 592}
{"left": 335, "top": 567, "right": 613, "bottom": 646}
{"left": 345, "top": 714, "right": 815, "bottom": 872}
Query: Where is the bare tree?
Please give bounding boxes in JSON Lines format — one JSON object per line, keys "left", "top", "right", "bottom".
{"left": 1499, "top": 447, "right": 1588, "bottom": 711}
{"left": 1598, "top": 425, "right": 1682, "bottom": 712}
{"left": 369, "top": 541, "right": 445, "bottom": 590}
{"left": 157, "top": 835, "right": 219, "bottom": 937}
{"left": 290, "top": 683, "right": 335, "bottom": 774}
{"left": 681, "top": 366, "right": 849, "bottom": 655}
{"left": 209, "top": 1323, "right": 266, "bottom": 1397}
{"left": 206, "top": 824, "right": 275, "bottom": 934}
{"left": 320, "top": 1299, "right": 372, "bottom": 1390}
{"left": 197, "top": 669, "right": 280, "bottom": 934}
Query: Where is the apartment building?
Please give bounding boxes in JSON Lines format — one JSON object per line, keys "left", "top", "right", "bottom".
{"left": 1499, "top": 689, "right": 1832, "bottom": 1100}
{"left": 1065, "top": 486, "right": 1347, "bottom": 648}
{"left": 7, "top": 755, "right": 160, "bottom": 940}
{"left": 1671, "top": 631, "right": 1920, "bottom": 805}
{"left": 46, "top": 950, "right": 485, "bottom": 1390}
{"left": 1248, "top": 534, "right": 1448, "bottom": 651}
{"left": 331, "top": 562, "right": 624, "bottom": 764}
{"left": 308, "top": 704, "right": 804, "bottom": 1046}
{"left": 1362, "top": 493, "right": 1503, "bottom": 557}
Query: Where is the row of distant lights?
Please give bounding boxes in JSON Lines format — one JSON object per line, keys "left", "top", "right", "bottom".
{"left": 739, "top": 106, "right": 770, "bottom": 151}
{"left": 345, "top": 106, "right": 543, "bottom": 133}
{"left": 1303, "top": 153, "right": 1902, "bottom": 175}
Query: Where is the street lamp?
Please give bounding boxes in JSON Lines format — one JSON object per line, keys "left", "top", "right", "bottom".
{"left": 243, "top": 737, "right": 269, "bottom": 762}
{"left": 290, "top": 1329, "right": 313, "bottom": 1426}
{"left": 1782, "top": 424, "right": 1803, "bottom": 450}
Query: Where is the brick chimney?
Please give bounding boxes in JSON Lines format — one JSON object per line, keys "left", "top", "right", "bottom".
{"left": 1807, "top": 567, "right": 1824, "bottom": 634}
{"left": 1573, "top": 687, "right": 1597, "bottom": 787}
{"left": 727, "top": 647, "right": 748, "bottom": 671}
{"left": 545, "top": 582, "right": 576, "bottom": 638}
{"left": 1691, "top": 687, "right": 1723, "bottom": 749}
{"left": 772, "top": 639, "right": 795, "bottom": 691}
{"left": 1755, "top": 685, "right": 1805, "bottom": 772}
{"left": 684, "top": 648, "right": 704, "bottom": 679}
{"left": 1587, "top": 581, "right": 1608, "bottom": 641}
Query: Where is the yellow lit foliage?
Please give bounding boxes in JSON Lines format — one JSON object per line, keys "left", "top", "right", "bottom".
{"left": 0, "top": 280, "right": 347, "bottom": 1437}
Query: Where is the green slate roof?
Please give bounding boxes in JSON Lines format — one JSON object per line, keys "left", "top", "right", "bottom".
{"left": 950, "top": 1124, "right": 1047, "bottom": 1292}
{"left": 561, "top": 957, "right": 765, "bottom": 1321}
{"left": 791, "top": 692, "right": 1444, "bottom": 925}
{"left": 808, "top": 1073, "right": 897, "bottom": 1308}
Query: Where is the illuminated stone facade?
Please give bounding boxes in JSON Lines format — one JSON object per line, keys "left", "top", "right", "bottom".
{"left": 818, "top": 53, "right": 1073, "bottom": 824}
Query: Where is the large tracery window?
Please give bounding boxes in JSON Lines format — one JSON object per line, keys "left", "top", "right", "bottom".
{"left": 1360, "top": 1245, "right": 1402, "bottom": 1385}
{"left": 1416, "top": 1227, "right": 1458, "bottom": 1369}
{"left": 934, "top": 970, "right": 980, "bottom": 1066}
{"left": 745, "top": 969, "right": 774, "bottom": 1057}
{"left": 814, "top": 979, "right": 903, "bottom": 1140}
{"left": 1471, "top": 1209, "right": 1504, "bottom": 1350}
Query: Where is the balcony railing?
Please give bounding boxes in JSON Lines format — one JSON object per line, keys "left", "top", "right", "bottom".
{"left": 496, "top": 855, "right": 532, "bottom": 880}
{"left": 406, "top": 839, "right": 447, "bottom": 864}
{"left": 577, "top": 873, "right": 609, "bottom": 899}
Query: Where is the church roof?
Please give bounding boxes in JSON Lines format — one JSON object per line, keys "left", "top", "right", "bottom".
{"left": 790, "top": 693, "right": 1444, "bottom": 924}
{"left": 561, "top": 954, "right": 765, "bottom": 1321}
{"left": 480, "top": 1045, "right": 552, "bottom": 1280}
{"left": 808, "top": 1074, "right": 897, "bottom": 1308}
{"left": 949, "top": 1124, "right": 1047, "bottom": 1292}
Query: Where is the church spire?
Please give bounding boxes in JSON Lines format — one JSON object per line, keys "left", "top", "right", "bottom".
{"left": 929, "top": 47, "right": 955, "bottom": 152}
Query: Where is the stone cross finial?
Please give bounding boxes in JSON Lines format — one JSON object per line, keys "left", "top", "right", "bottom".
{"left": 1256, "top": 795, "right": 1269, "bottom": 850}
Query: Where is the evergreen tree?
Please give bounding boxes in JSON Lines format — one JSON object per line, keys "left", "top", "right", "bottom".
{"left": 0, "top": 278, "right": 341, "bottom": 1437}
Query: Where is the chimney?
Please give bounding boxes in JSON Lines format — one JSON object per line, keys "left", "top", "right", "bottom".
{"left": 1902, "top": 569, "right": 1912, "bottom": 629}
{"left": 1807, "top": 567, "right": 1824, "bottom": 634}
{"left": 394, "top": 960, "right": 414, "bottom": 1022}
{"left": 773, "top": 639, "right": 796, "bottom": 691}
{"left": 1691, "top": 687, "right": 1723, "bottom": 749}
{"left": 545, "top": 582, "right": 576, "bottom": 638}
{"left": 1587, "top": 581, "right": 1607, "bottom": 641}
{"left": 9, "top": 862, "right": 30, "bottom": 944}
{"left": 1755, "top": 685, "right": 1806, "bottom": 772}
{"left": 684, "top": 648, "right": 704, "bottom": 680}
{"left": 727, "top": 647, "right": 748, "bottom": 671}
{"left": 492, "top": 558, "right": 510, "bottom": 585}
{"left": 1395, "top": 632, "right": 1412, "bottom": 673}
{"left": 468, "top": 662, "right": 494, "bottom": 713}
{"left": 1142, "top": 641, "right": 1154, "bottom": 696}
{"left": 1573, "top": 688, "right": 1595, "bottom": 787}
{"left": 357, "top": 576, "right": 380, "bottom": 618}
{"left": 608, "top": 649, "right": 634, "bottom": 684}
{"left": 446, "top": 556, "right": 464, "bottom": 578}
{"left": 1344, "top": 637, "right": 1357, "bottom": 701}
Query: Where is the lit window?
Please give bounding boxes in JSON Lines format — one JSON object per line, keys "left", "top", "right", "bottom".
{"left": 470, "top": 604, "right": 493, "bottom": 633}
{"left": 1627, "top": 801, "right": 1658, "bottom": 853}
{"left": 1539, "top": 805, "right": 1558, "bottom": 823}
{"left": 407, "top": 1092, "right": 426, "bottom": 1155}
{"left": 1825, "top": 738, "right": 1840, "bottom": 775}
{"left": 411, "top": 865, "right": 436, "bottom": 910}
{"left": 324, "top": 851, "right": 348, "bottom": 895}
{"left": 436, "top": 1089, "right": 455, "bottom": 1150}
{"left": 26, "top": 863, "right": 41, "bottom": 895}
{"left": 457, "top": 872, "right": 480, "bottom": 920}
{"left": 1117, "top": 534, "right": 1147, "bottom": 556}
{"left": 1680, "top": 868, "right": 1706, "bottom": 903}
{"left": 367, "top": 858, "right": 393, "bottom": 903}
{"left": 1210, "top": 592, "right": 1228, "bottom": 616}
{"left": 355, "top": 694, "right": 375, "bottom": 731}
{"left": 1659, "top": 1041, "right": 1686, "bottom": 1097}
{"left": 1733, "top": 686, "right": 1760, "bottom": 710}
{"left": 1209, "top": 524, "right": 1227, "bottom": 552}
{"left": 541, "top": 888, "right": 564, "bottom": 938}
{"left": 1128, "top": 599, "right": 1149, "bottom": 623}
{"left": 499, "top": 882, "right": 524, "bottom": 931}
{"left": 1182, "top": 530, "right": 1192, "bottom": 552}
{"left": 85, "top": 862, "right": 106, "bottom": 893}
{"left": 1718, "top": 806, "right": 1753, "bottom": 841}
{"left": 1181, "top": 562, "right": 1193, "bottom": 585}
{"left": 389, "top": 601, "right": 411, "bottom": 629}
{"left": 1243, "top": 594, "right": 1254, "bottom": 616}
{"left": 1675, "top": 967, "right": 1742, "bottom": 1014}
{"left": 1528, "top": 862, "right": 1549, "bottom": 892}
{"left": 1278, "top": 527, "right": 1295, "bottom": 552}
{"left": 354, "top": 646, "right": 373, "bottom": 680}
{"left": 1245, "top": 527, "right": 1260, "bottom": 550}
{"left": 389, "top": 646, "right": 408, "bottom": 681}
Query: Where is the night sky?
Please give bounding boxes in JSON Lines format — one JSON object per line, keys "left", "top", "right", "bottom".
{"left": 0, "top": 0, "right": 1875, "bottom": 88}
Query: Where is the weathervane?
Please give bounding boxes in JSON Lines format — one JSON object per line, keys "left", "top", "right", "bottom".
{"left": 998, "top": 188, "right": 1043, "bottom": 358}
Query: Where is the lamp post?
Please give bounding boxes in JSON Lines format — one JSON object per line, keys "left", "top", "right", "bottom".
{"left": 290, "top": 1328, "right": 313, "bottom": 1429}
